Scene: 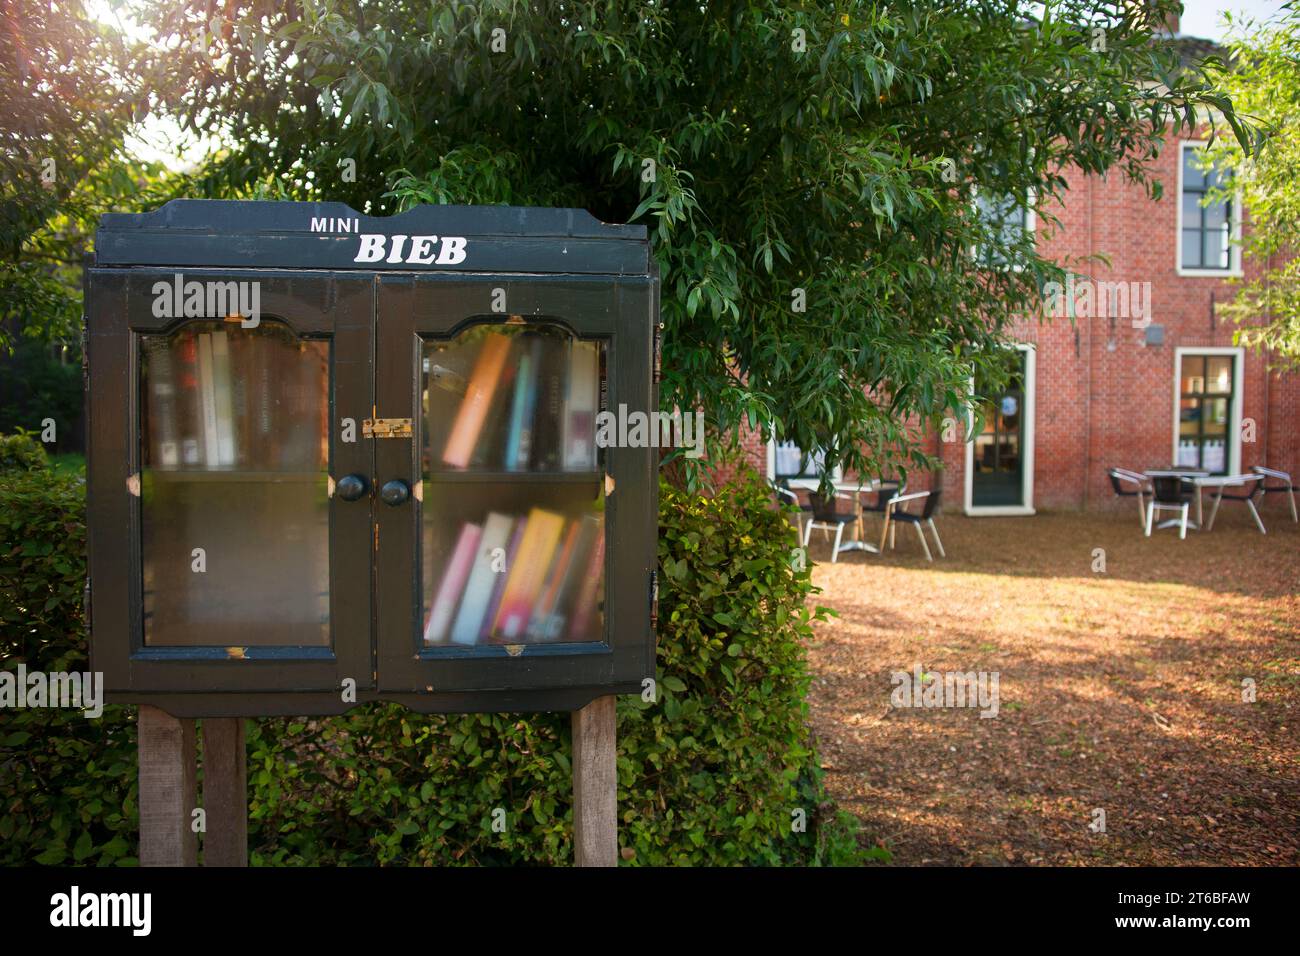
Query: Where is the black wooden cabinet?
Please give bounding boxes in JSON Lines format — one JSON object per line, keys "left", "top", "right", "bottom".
{"left": 86, "top": 201, "right": 658, "bottom": 717}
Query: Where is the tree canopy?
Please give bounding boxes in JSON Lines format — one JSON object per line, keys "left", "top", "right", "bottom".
{"left": 16, "top": 1, "right": 1256, "bottom": 483}
{"left": 1204, "top": 5, "right": 1300, "bottom": 369}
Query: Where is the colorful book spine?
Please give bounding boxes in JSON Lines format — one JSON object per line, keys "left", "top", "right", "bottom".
{"left": 563, "top": 341, "right": 599, "bottom": 470}
{"left": 546, "top": 515, "right": 600, "bottom": 640}
{"left": 527, "top": 519, "right": 581, "bottom": 640}
{"left": 424, "top": 522, "right": 483, "bottom": 644}
{"left": 480, "top": 519, "right": 525, "bottom": 642}
{"left": 443, "top": 333, "right": 512, "bottom": 468}
{"left": 568, "top": 520, "right": 606, "bottom": 640}
{"left": 450, "top": 512, "right": 515, "bottom": 645}
{"left": 492, "top": 507, "right": 566, "bottom": 641}
{"left": 506, "top": 337, "right": 541, "bottom": 470}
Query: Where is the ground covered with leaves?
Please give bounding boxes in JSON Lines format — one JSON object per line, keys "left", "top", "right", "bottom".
{"left": 804, "top": 505, "right": 1299, "bottom": 865}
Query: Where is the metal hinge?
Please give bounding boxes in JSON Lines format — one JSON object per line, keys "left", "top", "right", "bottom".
{"left": 363, "top": 418, "right": 412, "bottom": 439}
{"left": 652, "top": 321, "right": 663, "bottom": 385}
{"left": 83, "top": 576, "right": 91, "bottom": 631}
{"left": 80, "top": 325, "right": 89, "bottom": 390}
{"left": 649, "top": 569, "right": 659, "bottom": 632}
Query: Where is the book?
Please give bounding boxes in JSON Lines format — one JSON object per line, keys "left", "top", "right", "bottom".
{"left": 563, "top": 341, "right": 600, "bottom": 470}
{"left": 211, "top": 330, "right": 236, "bottom": 466}
{"left": 196, "top": 332, "right": 220, "bottom": 467}
{"left": 526, "top": 519, "right": 581, "bottom": 640}
{"left": 480, "top": 518, "right": 525, "bottom": 642}
{"left": 530, "top": 336, "right": 566, "bottom": 471}
{"left": 443, "top": 333, "right": 512, "bottom": 468}
{"left": 547, "top": 514, "right": 601, "bottom": 640}
{"left": 450, "top": 512, "right": 515, "bottom": 645}
{"left": 424, "top": 522, "right": 483, "bottom": 644}
{"left": 505, "top": 336, "right": 541, "bottom": 470}
{"left": 568, "top": 519, "right": 606, "bottom": 640}
{"left": 145, "top": 339, "right": 180, "bottom": 468}
{"left": 175, "top": 330, "right": 202, "bottom": 467}
{"left": 471, "top": 340, "right": 517, "bottom": 469}
{"left": 491, "top": 507, "right": 566, "bottom": 641}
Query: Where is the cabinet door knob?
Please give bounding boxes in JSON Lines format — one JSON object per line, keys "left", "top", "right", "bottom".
{"left": 336, "top": 474, "right": 369, "bottom": 501}
{"left": 380, "top": 479, "right": 411, "bottom": 507}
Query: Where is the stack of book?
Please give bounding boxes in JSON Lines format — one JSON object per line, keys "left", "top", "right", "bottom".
{"left": 423, "top": 508, "right": 605, "bottom": 645}
{"left": 436, "top": 331, "right": 602, "bottom": 472}
{"left": 143, "top": 325, "right": 328, "bottom": 472}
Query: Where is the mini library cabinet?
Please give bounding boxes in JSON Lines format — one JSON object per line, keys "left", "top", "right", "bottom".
{"left": 86, "top": 200, "right": 659, "bottom": 717}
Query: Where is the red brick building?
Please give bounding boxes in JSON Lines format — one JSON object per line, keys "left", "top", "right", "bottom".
{"left": 735, "top": 31, "right": 1300, "bottom": 517}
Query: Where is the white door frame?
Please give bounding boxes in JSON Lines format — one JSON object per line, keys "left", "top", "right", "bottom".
{"left": 965, "top": 343, "right": 1036, "bottom": 516}
{"left": 1170, "top": 346, "right": 1243, "bottom": 475}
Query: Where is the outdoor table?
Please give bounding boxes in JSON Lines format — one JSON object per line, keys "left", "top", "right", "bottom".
{"left": 786, "top": 478, "right": 886, "bottom": 555}
{"left": 1144, "top": 469, "right": 1210, "bottom": 529}
{"left": 1191, "top": 473, "right": 1265, "bottom": 533}
{"left": 833, "top": 480, "right": 886, "bottom": 556}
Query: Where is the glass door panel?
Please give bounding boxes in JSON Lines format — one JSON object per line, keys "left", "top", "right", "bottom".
{"left": 139, "top": 320, "right": 331, "bottom": 646}
{"left": 419, "top": 323, "right": 607, "bottom": 648}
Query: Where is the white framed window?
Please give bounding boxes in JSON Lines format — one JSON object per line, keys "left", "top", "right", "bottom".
{"left": 1177, "top": 141, "right": 1242, "bottom": 277}
{"left": 972, "top": 185, "right": 1036, "bottom": 270}
{"left": 766, "top": 438, "right": 842, "bottom": 490}
{"left": 1171, "top": 347, "right": 1243, "bottom": 476}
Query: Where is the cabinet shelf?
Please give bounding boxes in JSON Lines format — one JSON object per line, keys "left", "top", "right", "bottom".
{"left": 145, "top": 470, "right": 326, "bottom": 483}
{"left": 424, "top": 470, "right": 601, "bottom": 484}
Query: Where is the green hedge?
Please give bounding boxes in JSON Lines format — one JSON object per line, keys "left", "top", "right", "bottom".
{"left": 1, "top": 431, "right": 870, "bottom": 865}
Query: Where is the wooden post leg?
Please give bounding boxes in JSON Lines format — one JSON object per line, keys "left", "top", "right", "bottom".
{"left": 572, "top": 695, "right": 618, "bottom": 867}
{"left": 202, "top": 718, "right": 248, "bottom": 867}
{"left": 138, "top": 705, "right": 198, "bottom": 867}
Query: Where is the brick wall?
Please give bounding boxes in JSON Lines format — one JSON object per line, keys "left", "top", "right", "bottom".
{"left": 730, "top": 126, "right": 1300, "bottom": 512}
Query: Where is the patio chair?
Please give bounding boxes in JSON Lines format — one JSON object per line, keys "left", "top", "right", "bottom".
{"left": 1107, "top": 467, "right": 1151, "bottom": 527}
{"left": 1252, "top": 465, "right": 1298, "bottom": 522}
{"left": 1205, "top": 474, "right": 1266, "bottom": 534}
{"left": 1145, "top": 475, "right": 1191, "bottom": 539}
{"left": 771, "top": 479, "right": 812, "bottom": 539}
{"left": 879, "top": 489, "right": 945, "bottom": 561}
{"left": 802, "top": 492, "right": 860, "bottom": 563}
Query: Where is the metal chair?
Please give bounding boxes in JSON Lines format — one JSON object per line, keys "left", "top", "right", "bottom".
{"left": 879, "top": 489, "right": 945, "bottom": 561}
{"left": 1205, "top": 474, "right": 1266, "bottom": 534}
{"left": 771, "top": 479, "right": 810, "bottom": 540}
{"left": 802, "top": 492, "right": 860, "bottom": 563}
{"left": 1107, "top": 467, "right": 1151, "bottom": 528}
{"left": 1252, "top": 466, "right": 1297, "bottom": 522}
{"left": 1145, "top": 475, "right": 1191, "bottom": 539}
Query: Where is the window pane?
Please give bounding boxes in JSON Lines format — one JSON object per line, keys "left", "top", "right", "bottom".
{"left": 420, "top": 323, "right": 607, "bottom": 646}
{"left": 1203, "top": 200, "right": 1228, "bottom": 229}
{"left": 1182, "top": 193, "right": 1203, "bottom": 226}
{"left": 1203, "top": 397, "right": 1229, "bottom": 436}
{"left": 1179, "top": 397, "right": 1201, "bottom": 438}
{"left": 1205, "top": 356, "right": 1233, "bottom": 393}
{"left": 1210, "top": 227, "right": 1231, "bottom": 269}
{"left": 1182, "top": 148, "right": 1206, "bottom": 190}
{"left": 140, "top": 321, "right": 331, "bottom": 646}
{"left": 1179, "top": 355, "right": 1206, "bottom": 394}
{"left": 1182, "top": 230, "right": 1202, "bottom": 268}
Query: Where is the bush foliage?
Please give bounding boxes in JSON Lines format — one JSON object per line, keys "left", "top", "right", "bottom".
{"left": 0, "top": 444, "right": 867, "bottom": 865}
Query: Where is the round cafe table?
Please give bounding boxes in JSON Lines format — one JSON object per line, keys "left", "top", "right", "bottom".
{"left": 785, "top": 478, "right": 890, "bottom": 556}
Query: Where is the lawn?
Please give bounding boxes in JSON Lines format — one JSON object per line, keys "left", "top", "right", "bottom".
{"left": 804, "top": 503, "right": 1300, "bottom": 866}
